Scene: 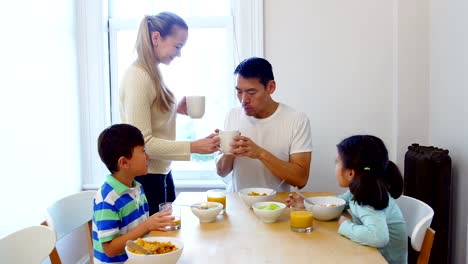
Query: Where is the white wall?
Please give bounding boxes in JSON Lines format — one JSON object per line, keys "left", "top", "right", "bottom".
{"left": 264, "top": 0, "right": 428, "bottom": 193}
{"left": 265, "top": 0, "right": 466, "bottom": 262}
{"left": 430, "top": 0, "right": 468, "bottom": 263}
{"left": 0, "top": 0, "right": 85, "bottom": 263}
{"left": 395, "top": 0, "right": 430, "bottom": 166}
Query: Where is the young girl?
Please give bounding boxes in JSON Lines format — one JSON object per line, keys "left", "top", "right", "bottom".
{"left": 288, "top": 135, "right": 407, "bottom": 263}
{"left": 335, "top": 135, "right": 407, "bottom": 264}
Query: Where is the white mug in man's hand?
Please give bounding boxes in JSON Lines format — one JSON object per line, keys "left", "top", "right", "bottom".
{"left": 186, "top": 96, "right": 205, "bottom": 119}
{"left": 218, "top": 130, "right": 241, "bottom": 155}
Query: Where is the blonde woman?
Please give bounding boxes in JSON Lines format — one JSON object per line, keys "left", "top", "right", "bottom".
{"left": 120, "top": 12, "right": 219, "bottom": 215}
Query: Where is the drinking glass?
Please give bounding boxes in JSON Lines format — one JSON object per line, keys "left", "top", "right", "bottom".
{"left": 290, "top": 205, "right": 313, "bottom": 233}
{"left": 158, "top": 202, "right": 181, "bottom": 230}
{"left": 207, "top": 189, "right": 226, "bottom": 214}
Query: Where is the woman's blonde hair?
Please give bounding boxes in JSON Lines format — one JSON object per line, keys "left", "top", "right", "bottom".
{"left": 134, "top": 12, "right": 188, "bottom": 112}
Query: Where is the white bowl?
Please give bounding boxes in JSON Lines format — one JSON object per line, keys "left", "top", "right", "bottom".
{"left": 190, "top": 202, "right": 223, "bottom": 223}
{"left": 125, "top": 236, "right": 183, "bottom": 264}
{"left": 238, "top": 187, "right": 276, "bottom": 208}
{"left": 252, "top": 201, "right": 286, "bottom": 223}
{"left": 304, "top": 196, "right": 346, "bottom": 221}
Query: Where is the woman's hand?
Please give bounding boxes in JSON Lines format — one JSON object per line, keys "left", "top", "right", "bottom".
{"left": 190, "top": 133, "right": 220, "bottom": 154}
{"left": 177, "top": 96, "right": 188, "bottom": 115}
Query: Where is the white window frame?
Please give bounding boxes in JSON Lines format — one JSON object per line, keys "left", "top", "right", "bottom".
{"left": 79, "top": 0, "right": 264, "bottom": 190}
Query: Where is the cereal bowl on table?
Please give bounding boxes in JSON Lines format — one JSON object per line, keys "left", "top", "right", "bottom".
{"left": 190, "top": 202, "right": 223, "bottom": 223}
{"left": 238, "top": 187, "right": 276, "bottom": 208}
{"left": 252, "top": 201, "right": 286, "bottom": 223}
{"left": 304, "top": 196, "right": 346, "bottom": 221}
{"left": 125, "top": 237, "right": 183, "bottom": 264}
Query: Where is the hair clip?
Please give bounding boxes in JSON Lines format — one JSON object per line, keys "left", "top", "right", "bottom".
{"left": 363, "top": 167, "right": 371, "bottom": 171}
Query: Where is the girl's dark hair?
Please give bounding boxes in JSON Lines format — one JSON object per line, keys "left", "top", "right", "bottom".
{"left": 337, "top": 135, "right": 403, "bottom": 210}
{"left": 97, "top": 124, "right": 145, "bottom": 173}
{"left": 234, "top": 57, "right": 274, "bottom": 88}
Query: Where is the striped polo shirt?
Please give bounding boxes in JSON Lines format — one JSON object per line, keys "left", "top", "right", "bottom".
{"left": 92, "top": 174, "right": 149, "bottom": 263}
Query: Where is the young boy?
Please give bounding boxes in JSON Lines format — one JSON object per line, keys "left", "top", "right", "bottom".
{"left": 93, "top": 124, "right": 175, "bottom": 263}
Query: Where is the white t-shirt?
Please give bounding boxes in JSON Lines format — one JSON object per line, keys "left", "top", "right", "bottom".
{"left": 224, "top": 103, "right": 313, "bottom": 192}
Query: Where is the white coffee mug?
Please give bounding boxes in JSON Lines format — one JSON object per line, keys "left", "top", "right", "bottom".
{"left": 186, "top": 96, "right": 205, "bottom": 119}
{"left": 218, "top": 130, "right": 241, "bottom": 155}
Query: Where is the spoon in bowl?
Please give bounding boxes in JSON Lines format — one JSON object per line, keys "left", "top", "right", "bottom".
{"left": 294, "top": 188, "right": 336, "bottom": 207}
{"left": 126, "top": 240, "right": 151, "bottom": 255}
{"left": 270, "top": 179, "right": 286, "bottom": 195}
{"left": 293, "top": 188, "right": 315, "bottom": 205}
{"left": 173, "top": 203, "right": 213, "bottom": 209}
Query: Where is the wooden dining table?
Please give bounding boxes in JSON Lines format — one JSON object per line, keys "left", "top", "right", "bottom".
{"left": 129, "top": 192, "right": 387, "bottom": 264}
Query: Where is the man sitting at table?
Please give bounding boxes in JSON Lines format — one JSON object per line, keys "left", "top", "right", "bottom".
{"left": 215, "top": 57, "right": 313, "bottom": 192}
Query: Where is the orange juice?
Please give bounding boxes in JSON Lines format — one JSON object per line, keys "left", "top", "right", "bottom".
{"left": 207, "top": 189, "right": 226, "bottom": 214}
{"left": 159, "top": 202, "right": 181, "bottom": 230}
{"left": 173, "top": 217, "right": 181, "bottom": 226}
{"left": 173, "top": 216, "right": 181, "bottom": 228}
{"left": 207, "top": 195, "right": 226, "bottom": 210}
{"left": 290, "top": 210, "right": 313, "bottom": 232}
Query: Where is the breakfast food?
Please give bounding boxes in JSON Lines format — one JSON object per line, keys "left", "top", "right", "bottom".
{"left": 195, "top": 203, "right": 219, "bottom": 210}
{"left": 129, "top": 238, "right": 178, "bottom": 255}
{"left": 248, "top": 191, "right": 267, "bottom": 196}
{"left": 257, "top": 203, "right": 281, "bottom": 210}
{"left": 198, "top": 203, "right": 209, "bottom": 210}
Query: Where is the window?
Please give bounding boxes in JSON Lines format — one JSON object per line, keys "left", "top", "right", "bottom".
{"left": 79, "top": 0, "right": 263, "bottom": 189}
{"left": 108, "top": 0, "right": 234, "bottom": 184}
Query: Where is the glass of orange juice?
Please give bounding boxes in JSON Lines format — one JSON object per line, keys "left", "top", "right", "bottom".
{"left": 207, "top": 189, "right": 226, "bottom": 214}
{"left": 158, "top": 202, "right": 181, "bottom": 230}
{"left": 290, "top": 205, "right": 313, "bottom": 233}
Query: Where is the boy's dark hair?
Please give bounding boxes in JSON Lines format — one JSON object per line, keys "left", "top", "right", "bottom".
{"left": 97, "top": 124, "right": 145, "bottom": 173}
{"left": 234, "top": 57, "right": 274, "bottom": 88}
{"left": 337, "top": 135, "right": 403, "bottom": 210}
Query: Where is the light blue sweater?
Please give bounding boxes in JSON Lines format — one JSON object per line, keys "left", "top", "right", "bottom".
{"left": 337, "top": 190, "right": 408, "bottom": 264}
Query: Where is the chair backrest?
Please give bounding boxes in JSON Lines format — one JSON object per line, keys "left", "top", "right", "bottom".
{"left": 45, "top": 190, "right": 96, "bottom": 264}
{"left": 417, "top": 227, "right": 436, "bottom": 264}
{"left": 396, "top": 195, "right": 434, "bottom": 251}
{"left": 0, "top": 225, "right": 56, "bottom": 263}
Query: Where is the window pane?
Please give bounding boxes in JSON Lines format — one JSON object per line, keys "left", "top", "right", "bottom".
{"left": 109, "top": 0, "right": 233, "bottom": 181}
{"left": 161, "top": 27, "right": 235, "bottom": 138}
{"left": 110, "top": 0, "right": 152, "bottom": 18}
{"left": 160, "top": 27, "right": 235, "bottom": 177}
{"left": 110, "top": 0, "right": 230, "bottom": 18}
{"left": 116, "top": 30, "right": 137, "bottom": 83}
{"left": 189, "top": 0, "right": 231, "bottom": 16}
{"left": 113, "top": 26, "right": 235, "bottom": 124}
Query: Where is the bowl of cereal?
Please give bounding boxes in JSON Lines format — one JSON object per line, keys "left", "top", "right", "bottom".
{"left": 304, "top": 196, "right": 346, "bottom": 221}
{"left": 238, "top": 187, "right": 275, "bottom": 208}
{"left": 190, "top": 202, "right": 223, "bottom": 222}
{"left": 252, "top": 201, "right": 286, "bottom": 223}
{"left": 125, "top": 236, "right": 183, "bottom": 264}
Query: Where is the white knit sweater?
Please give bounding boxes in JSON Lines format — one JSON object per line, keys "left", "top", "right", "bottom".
{"left": 119, "top": 64, "right": 191, "bottom": 174}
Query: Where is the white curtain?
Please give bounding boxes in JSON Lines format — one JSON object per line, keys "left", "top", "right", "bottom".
{"left": 0, "top": 0, "right": 81, "bottom": 237}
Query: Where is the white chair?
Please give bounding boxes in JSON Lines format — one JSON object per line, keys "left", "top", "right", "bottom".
{"left": 45, "top": 190, "right": 96, "bottom": 264}
{"left": 396, "top": 195, "right": 436, "bottom": 264}
{"left": 0, "top": 225, "right": 56, "bottom": 263}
